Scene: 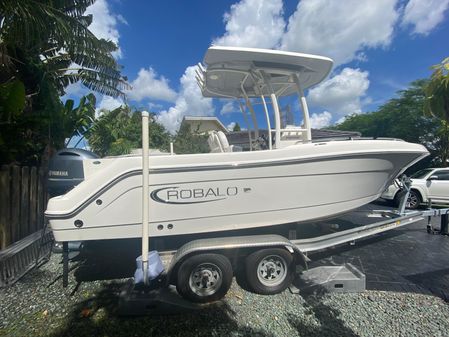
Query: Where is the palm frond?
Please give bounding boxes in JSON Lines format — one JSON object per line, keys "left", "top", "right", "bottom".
{"left": 0, "top": 0, "right": 128, "bottom": 98}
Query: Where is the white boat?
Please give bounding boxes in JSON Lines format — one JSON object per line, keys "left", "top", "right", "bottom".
{"left": 45, "top": 46, "right": 428, "bottom": 242}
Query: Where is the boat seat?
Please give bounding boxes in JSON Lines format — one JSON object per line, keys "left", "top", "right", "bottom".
{"left": 217, "top": 131, "right": 230, "bottom": 151}
{"left": 208, "top": 131, "right": 241, "bottom": 153}
{"left": 208, "top": 131, "right": 224, "bottom": 152}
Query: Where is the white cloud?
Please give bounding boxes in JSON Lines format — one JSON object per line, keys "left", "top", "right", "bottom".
{"left": 220, "top": 101, "right": 238, "bottom": 115}
{"left": 380, "top": 78, "right": 407, "bottom": 91}
{"left": 210, "top": 0, "right": 394, "bottom": 125}
{"left": 227, "top": 122, "right": 237, "bottom": 131}
{"left": 148, "top": 102, "right": 163, "bottom": 110}
{"left": 212, "top": 0, "right": 285, "bottom": 48}
{"left": 116, "top": 14, "right": 128, "bottom": 26}
{"left": 85, "top": 0, "right": 123, "bottom": 58}
{"left": 309, "top": 111, "right": 332, "bottom": 129}
{"left": 95, "top": 95, "right": 124, "bottom": 117}
{"left": 336, "top": 115, "right": 349, "bottom": 125}
{"left": 281, "top": 0, "right": 398, "bottom": 66}
{"left": 62, "top": 81, "right": 88, "bottom": 99}
{"left": 157, "top": 66, "right": 214, "bottom": 133}
{"left": 307, "top": 68, "right": 370, "bottom": 117}
{"left": 127, "top": 67, "right": 177, "bottom": 102}
{"left": 402, "top": 0, "right": 449, "bottom": 35}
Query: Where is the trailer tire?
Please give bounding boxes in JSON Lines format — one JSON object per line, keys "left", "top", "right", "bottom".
{"left": 176, "top": 253, "right": 233, "bottom": 303}
{"left": 245, "top": 248, "right": 294, "bottom": 295}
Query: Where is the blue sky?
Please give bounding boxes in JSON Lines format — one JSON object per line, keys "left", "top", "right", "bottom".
{"left": 65, "top": 0, "right": 449, "bottom": 133}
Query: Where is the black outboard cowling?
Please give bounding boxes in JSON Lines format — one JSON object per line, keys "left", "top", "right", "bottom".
{"left": 48, "top": 148, "right": 99, "bottom": 197}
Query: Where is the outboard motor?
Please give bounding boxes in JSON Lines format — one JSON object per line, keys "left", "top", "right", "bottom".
{"left": 48, "top": 148, "right": 99, "bottom": 197}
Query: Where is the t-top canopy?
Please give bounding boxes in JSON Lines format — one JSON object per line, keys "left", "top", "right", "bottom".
{"left": 197, "top": 46, "right": 333, "bottom": 98}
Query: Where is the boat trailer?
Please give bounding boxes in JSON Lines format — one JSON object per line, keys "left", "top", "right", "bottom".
{"left": 59, "top": 114, "right": 449, "bottom": 314}
{"left": 112, "top": 203, "right": 438, "bottom": 315}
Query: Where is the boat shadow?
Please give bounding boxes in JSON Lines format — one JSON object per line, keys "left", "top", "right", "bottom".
{"left": 72, "top": 239, "right": 141, "bottom": 282}
{"left": 46, "top": 281, "right": 277, "bottom": 337}
{"left": 287, "top": 288, "right": 360, "bottom": 337}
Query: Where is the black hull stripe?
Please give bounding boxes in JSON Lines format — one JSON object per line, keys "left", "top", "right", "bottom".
{"left": 51, "top": 192, "right": 378, "bottom": 229}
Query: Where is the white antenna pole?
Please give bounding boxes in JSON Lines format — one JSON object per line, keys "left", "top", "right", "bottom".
{"left": 141, "top": 111, "right": 150, "bottom": 285}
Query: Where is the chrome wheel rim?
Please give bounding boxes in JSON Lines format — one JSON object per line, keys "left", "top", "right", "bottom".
{"left": 189, "top": 263, "right": 222, "bottom": 297}
{"left": 257, "top": 255, "right": 287, "bottom": 286}
{"left": 407, "top": 192, "right": 419, "bottom": 208}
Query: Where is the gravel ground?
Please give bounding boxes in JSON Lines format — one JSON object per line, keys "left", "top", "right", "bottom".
{"left": 1, "top": 253, "right": 449, "bottom": 337}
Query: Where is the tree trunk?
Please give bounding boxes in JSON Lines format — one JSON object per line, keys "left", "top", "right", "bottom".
{"left": 40, "top": 143, "right": 55, "bottom": 172}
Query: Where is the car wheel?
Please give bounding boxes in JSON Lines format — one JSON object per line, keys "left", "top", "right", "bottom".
{"left": 407, "top": 190, "right": 422, "bottom": 209}
{"left": 393, "top": 190, "right": 406, "bottom": 207}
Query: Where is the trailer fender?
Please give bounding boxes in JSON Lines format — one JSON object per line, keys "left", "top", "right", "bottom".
{"left": 285, "top": 245, "right": 309, "bottom": 270}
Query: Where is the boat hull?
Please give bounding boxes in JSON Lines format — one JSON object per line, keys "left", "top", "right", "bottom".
{"left": 46, "top": 140, "right": 428, "bottom": 242}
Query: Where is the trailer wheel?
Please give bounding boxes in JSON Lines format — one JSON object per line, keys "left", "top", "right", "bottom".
{"left": 176, "top": 253, "right": 233, "bottom": 303}
{"left": 245, "top": 248, "right": 294, "bottom": 295}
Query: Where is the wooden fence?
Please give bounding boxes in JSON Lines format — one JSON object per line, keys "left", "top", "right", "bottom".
{"left": 0, "top": 165, "right": 47, "bottom": 250}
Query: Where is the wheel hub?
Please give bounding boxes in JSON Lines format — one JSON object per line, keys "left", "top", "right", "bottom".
{"left": 257, "top": 255, "right": 287, "bottom": 286}
{"left": 189, "top": 263, "right": 222, "bottom": 296}
{"left": 408, "top": 195, "right": 418, "bottom": 206}
{"left": 263, "top": 262, "right": 277, "bottom": 279}
{"left": 200, "top": 270, "right": 213, "bottom": 287}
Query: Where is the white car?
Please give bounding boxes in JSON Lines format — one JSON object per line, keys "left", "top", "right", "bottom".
{"left": 381, "top": 168, "right": 449, "bottom": 209}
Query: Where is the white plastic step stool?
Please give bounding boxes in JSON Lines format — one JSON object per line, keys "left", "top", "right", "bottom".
{"left": 291, "top": 263, "right": 366, "bottom": 295}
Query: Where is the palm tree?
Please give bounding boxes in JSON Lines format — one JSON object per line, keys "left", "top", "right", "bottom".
{"left": 0, "top": 0, "right": 129, "bottom": 164}
{"left": 425, "top": 57, "right": 449, "bottom": 165}
{"left": 0, "top": 0, "right": 128, "bottom": 97}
